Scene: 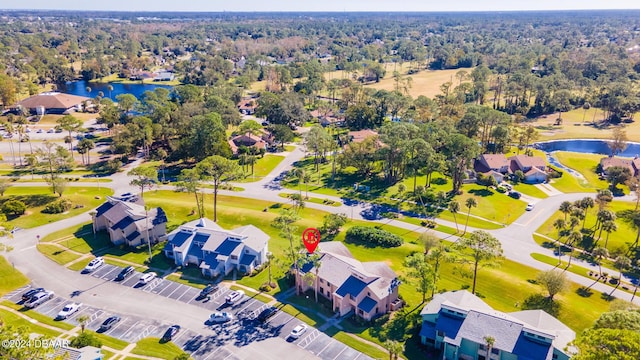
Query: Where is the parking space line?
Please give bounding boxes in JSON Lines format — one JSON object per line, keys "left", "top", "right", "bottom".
{"left": 314, "top": 340, "right": 333, "bottom": 357}
{"left": 177, "top": 289, "right": 197, "bottom": 302}
{"left": 102, "top": 267, "right": 121, "bottom": 280}
{"left": 333, "top": 346, "right": 348, "bottom": 360}
{"left": 166, "top": 284, "right": 184, "bottom": 298}
{"left": 202, "top": 348, "right": 224, "bottom": 360}
{"left": 211, "top": 287, "right": 228, "bottom": 301}
{"left": 105, "top": 319, "right": 130, "bottom": 336}
{"left": 143, "top": 278, "right": 163, "bottom": 292}
{"left": 237, "top": 299, "right": 257, "bottom": 314}
{"left": 88, "top": 310, "right": 104, "bottom": 323}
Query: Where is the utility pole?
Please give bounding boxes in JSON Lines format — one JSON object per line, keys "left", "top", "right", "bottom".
{"left": 145, "top": 206, "right": 152, "bottom": 262}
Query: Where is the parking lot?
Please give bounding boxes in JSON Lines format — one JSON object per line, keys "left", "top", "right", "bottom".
{"left": 4, "top": 263, "right": 375, "bottom": 360}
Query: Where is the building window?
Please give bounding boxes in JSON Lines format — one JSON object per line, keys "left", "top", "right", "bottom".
{"left": 437, "top": 330, "right": 444, "bottom": 337}
{"left": 245, "top": 249, "right": 249, "bottom": 253}
{"left": 349, "top": 294, "right": 355, "bottom": 301}
{"left": 320, "top": 287, "right": 324, "bottom": 294}
{"left": 320, "top": 279, "right": 324, "bottom": 284}
{"left": 479, "top": 344, "right": 486, "bottom": 351}
{"left": 491, "top": 348, "right": 499, "bottom": 355}
{"left": 327, "top": 290, "right": 330, "bottom": 296}
{"left": 231, "top": 255, "right": 238, "bottom": 260}
{"left": 552, "top": 354, "right": 558, "bottom": 360}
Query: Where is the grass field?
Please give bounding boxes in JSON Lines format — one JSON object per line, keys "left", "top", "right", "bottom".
{"left": 131, "top": 337, "right": 188, "bottom": 359}
{"left": 1, "top": 186, "right": 113, "bottom": 229}
{"left": 235, "top": 154, "right": 285, "bottom": 183}
{"left": 0, "top": 255, "right": 29, "bottom": 296}
{"left": 534, "top": 107, "right": 640, "bottom": 142}
{"left": 550, "top": 151, "right": 609, "bottom": 193}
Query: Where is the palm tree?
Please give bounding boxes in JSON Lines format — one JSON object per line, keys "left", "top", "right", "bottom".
{"left": 565, "top": 231, "right": 582, "bottom": 268}
{"left": 601, "top": 220, "right": 617, "bottom": 249}
{"left": 592, "top": 247, "right": 609, "bottom": 279}
{"left": 448, "top": 201, "right": 460, "bottom": 233}
{"left": 463, "top": 198, "right": 477, "bottom": 234}
{"left": 107, "top": 84, "right": 114, "bottom": 100}
{"left": 266, "top": 252, "right": 275, "bottom": 288}
{"left": 610, "top": 256, "right": 631, "bottom": 297}
{"left": 484, "top": 336, "right": 496, "bottom": 360}
{"left": 559, "top": 201, "right": 572, "bottom": 221}
{"left": 580, "top": 197, "right": 595, "bottom": 229}
{"left": 77, "top": 315, "right": 90, "bottom": 333}
{"left": 553, "top": 219, "right": 566, "bottom": 241}
{"left": 383, "top": 340, "right": 404, "bottom": 360}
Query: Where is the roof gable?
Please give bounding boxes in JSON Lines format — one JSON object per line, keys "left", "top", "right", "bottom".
{"left": 335, "top": 275, "right": 368, "bottom": 298}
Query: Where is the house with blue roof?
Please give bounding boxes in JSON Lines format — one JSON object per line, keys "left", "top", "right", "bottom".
{"left": 163, "top": 218, "right": 269, "bottom": 277}
{"left": 420, "top": 290, "right": 576, "bottom": 360}
{"left": 295, "top": 242, "right": 402, "bottom": 321}
{"left": 93, "top": 196, "right": 167, "bottom": 247}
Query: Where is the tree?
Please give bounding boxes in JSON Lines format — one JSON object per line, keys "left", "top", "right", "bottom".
{"left": 56, "top": 115, "right": 83, "bottom": 156}
{"left": 463, "top": 198, "right": 478, "bottom": 234}
{"left": 52, "top": 177, "right": 67, "bottom": 197}
{"left": 116, "top": 93, "right": 138, "bottom": 114}
{"left": 304, "top": 126, "right": 333, "bottom": 172}
{"left": 404, "top": 253, "right": 434, "bottom": 303}
{"left": 419, "top": 232, "right": 440, "bottom": 257}
{"left": 592, "top": 247, "right": 609, "bottom": 278}
{"left": 273, "top": 209, "right": 301, "bottom": 293}
{"left": 617, "top": 209, "right": 640, "bottom": 248}
{"left": 427, "top": 244, "right": 451, "bottom": 298}
{"left": 607, "top": 166, "right": 632, "bottom": 190}
{"left": 267, "top": 124, "right": 295, "bottom": 150}
{"left": 443, "top": 133, "right": 481, "bottom": 194}
{"left": 2, "top": 200, "right": 26, "bottom": 216}
{"left": 76, "top": 315, "right": 89, "bottom": 333}
{"left": 610, "top": 256, "right": 631, "bottom": 296}
{"left": 449, "top": 201, "right": 460, "bottom": 233}
{"left": 483, "top": 336, "right": 495, "bottom": 360}
{"left": 196, "top": 155, "right": 242, "bottom": 222}
{"left": 0, "top": 178, "right": 12, "bottom": 196}
{"left": 180, "top": 112, "right": 231, "bottom": 161}
{"left": 608, "top": 127, "right": 628, "bottom": 155}
{"left": 69, "top": 332, "right": 102, "bottom": 348}
{"left": 537, "top": 270, "right": 568, "bottom": 300}
{"left": 573, "top": 309, "right": 640, "bottom": 360}
{"left": 455, "top": 230, "right": 503, "bottom": 294}
{"left": 176, "top": 168, "right": 205, "bottom": 218}
{"left": 320, "top": 213, "right": 348, "bottom": 236}
{"left": 0, "top": 322, "right": 55, "bottom": 359}
{"left": 76, "top": 138, "right": 95, "bottom": 165}
{"left": 173, "top": 353, "right": 191, "bottom": 360}
{"left": 383, "top": 340, "right": 404, "bottom": 360}
{"left": 128, "top": 166, "right": 158, "bottom": 199}
{"left": 553, "top": 219, "right": 566, "bottom": 241}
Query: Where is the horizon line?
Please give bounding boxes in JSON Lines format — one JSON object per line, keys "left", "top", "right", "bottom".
{"left": 2, "top": 8, "right": 640, "bottom": 13}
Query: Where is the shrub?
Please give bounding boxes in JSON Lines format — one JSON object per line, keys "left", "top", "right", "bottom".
{"left": 1, "top": 200, "right": 26, "bottom": 216}
{"left": 69, "top": 332, "right": 102, "bottom": 348}
{"left": 345, "top": 226, "right": 403, "bottom": 248}
{"left": 42, "top": 199, "right": 73, "bottom": 214}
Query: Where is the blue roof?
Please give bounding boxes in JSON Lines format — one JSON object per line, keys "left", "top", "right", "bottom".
{"left": 186, "top": 242, "right": 203, "bottom": 259}
{"left": 512, "top": 334, "right": 553, "bottom": 360}
{"left": 357, "top": 296, "right": 377, "bottom": 313}
{"left": 435, "top": 313, "right": 464, "bottom": 342}
{"left": 240, "top": 254, "right": 256, "bottom": 266}
{"left": 193, "top": 233, "right": 210, "bottom": 244}
{"left": 202, "top": 252, "right": 220, "bottom": 269}
{"left": 163, "top": 242, "right": 173, "bottom": 252}
{"left": 420, "top": 321, "right": 437, "bottom": 340}
{"left": 126, "top": 230, "right": 140, "bottom": 241}
{"left": 112, "top": 216, "right": 134, "bottom": 230}
{"left": 95, "top": 202, "right": 114, "bottom": 217}
{"left": 335, "top": 276, "right": 368, "bottom": 298}
{"left": 153, "top": 207, "right": 167, "bottom": 225}
{"left": 169, "top": 230, "right": 192, "bottom": 248}
{"left": 216, "top": 239, "right": 241, "bottom": 256}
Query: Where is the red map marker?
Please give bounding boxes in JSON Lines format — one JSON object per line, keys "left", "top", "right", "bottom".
{"left": 302, "top": 228, "right": 321, "bottom": 254}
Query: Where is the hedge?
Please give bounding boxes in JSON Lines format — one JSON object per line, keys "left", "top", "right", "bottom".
{"left": 344, "top": 226, "right": 403, "bottom": 248}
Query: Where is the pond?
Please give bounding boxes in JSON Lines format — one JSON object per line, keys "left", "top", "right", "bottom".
{"left": 57, "top": 80, "right": 173, "bottom": 100}
{"left": 536, "top": 139, "right": 640, "bottom": 157}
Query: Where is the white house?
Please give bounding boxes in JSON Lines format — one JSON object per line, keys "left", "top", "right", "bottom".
{"left": 420, "top": 290, "right": 575, "bottom": 360}
{"left": 163, "top": 218, "right": 269, "bottom": 277}
{"left": 294, "top": 242, "right": 402, "bottom": 321}
{"left": 93, "top": 197, "right": 167, "bottom": 247}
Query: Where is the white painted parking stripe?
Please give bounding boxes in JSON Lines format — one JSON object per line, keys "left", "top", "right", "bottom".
{"left": 202, "top": 347, "right": 225, "bottom": 360}
{"left": 333, "top": 345, "right": 348, "bottom": 360}
{"left": 314, "top": 340, "right": 333, "bottom": 357}
{"left": 167, "top": 284, "right": 184, "bottom": 298}
{"left": 237, "top": 299, "right": 257, "bottom": 314}
{"left": 105, "top": 319, "right": 131, "bottom": 336}
{"left": 102, "top": 267, "right": 121, "bottom": 280}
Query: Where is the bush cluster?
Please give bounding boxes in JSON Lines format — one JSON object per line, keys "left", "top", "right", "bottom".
{"left": 42, "top": 199, "right": 73, "bottom": 214}
{"left": 345, "top": 226, "right": 403, "bottom": 248}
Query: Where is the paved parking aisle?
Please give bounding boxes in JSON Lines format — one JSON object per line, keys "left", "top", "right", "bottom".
{"left": 157, "top": 281, "right": 181, "bottom": 296}
{"left": 89, "top": 265, "right": 113, "bottom": 278}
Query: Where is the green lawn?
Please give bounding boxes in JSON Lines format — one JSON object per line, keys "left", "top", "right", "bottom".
{"left": 131, "top": 337, "right": 189, "bottom": 359}
{"left": 332, "top": 331, "right": 390, "bottom": 360}
{"left": 0, "top": 308, "right": 62, "bottom": 338}
{"left": 512, "top": 183, "right": 549, "bottom": 199}
{"left": 278, "top": 192, "right": 342, "bottom": 207}
{"left": 1, "top": 186, "right": 113, "bottom": 229}
{"left": 235, "top": 154, "right": 285, "bottom": 183}
{"left": 0, "top": 255, "right": 29, "bottom": 296}
{"left": 1, "top": 300, "right": 75, "bottom": 331}
{"left": 536, "top": 200, "right": 638, "bottom": 254}
{"left": 550, "top": 151, "right": 609, "bottom": 193}
{"left": 36, "top": 243, "right": 83, "bottom": 265}
{"left": 85, "top": 330, "right": 129, "bottom": 351}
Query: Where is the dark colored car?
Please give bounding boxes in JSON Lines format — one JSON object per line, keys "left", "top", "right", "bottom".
{"left": 257, "top": 307, "right": 278, "bottom": 323}
{"left": 162, "top": 325, "right": 181, "bottom": 341}
{"left": 508, "top": 191, "right": 522, "bottom": 199}
{"left": 198, "top": 284, "right": 219, "bottom": 299}
{"left": 99, "top": 316, "right": 121, "bottom": 332}
{"left": 21, "top": 287, "right": 45, "bottom": 301}
{"left": 115, "top": 266, "right": 135, "bottom": 281}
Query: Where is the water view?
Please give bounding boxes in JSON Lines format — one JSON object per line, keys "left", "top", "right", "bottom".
{"left": 57, "top": 80, "right": 173, "bottom": 100}
{"left": 536, "top": 139, "right": 640, "bottom": 157}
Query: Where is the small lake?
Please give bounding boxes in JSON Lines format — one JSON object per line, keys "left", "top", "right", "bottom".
{"left": 536, "top": 139, "right": 640, "bottom": 157}
{"left": 57, "top": 80, "right": 173, "bottom": 100}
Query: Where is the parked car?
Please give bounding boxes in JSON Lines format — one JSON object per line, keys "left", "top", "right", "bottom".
{"left": 225, "top": 290, "right": 244, "bottom": 305}
{"left": 289, "top": 324, "right": 308, "bottom": 339}
{"left": 47, "top": 128, "right": 55, "bottom": 133}
{"left": 526, "top": 203, "right": 535, "bottom": 211}
{"left": 198, "top": 284, "right": 219, "bottom": 299}
{"left": 25, "top": 290, "right": 54, "bottom": 308}
{"left": 21, "top": 287, "right": 45, "bottom": 302}
{"left": 209, "top": 312, "right": 234, "bottom": 323}
{"left": 508, "top": 191, "right": 522, "bottom": 199}
{"left": 115, "top": 266, "right": 135, "bottom": 281}
{"left": 56, "top": 302, "right": 81, "bottom": 319}
{"left": 161, "top": 325, "right": 181, "bottom": 341}
{"left": 36, "top": 129, "right": 43, "bottom": 133}
{"left": 99, "top": 316, "right": 121, "bottom": 331}
{"left": 257, "top": 307, "right": 278, "bottom": 323}
{"left": 137, "top": 272, "right": 157, "bottom": 285}
{"left": 83, "top": 257, "right": 104, "bottom": 273}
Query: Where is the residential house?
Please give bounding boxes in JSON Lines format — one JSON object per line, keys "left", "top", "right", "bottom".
{"left": 420, "top": 290, "right": 575, "bottom": 360}
{"left": 153, "top": 70, "right": 175, "bottom": 82}
{"left": 508, "top": 155, "right": 548, "bottom": 183}
{"left": 474, "top": 154, "right": 510, "bottom": 183}
{"left": 52, "top": 346, "right": 103, "bottom": 360}
{"left": 599, "top": 155, "right": 639, "bottom": 176}
{"left": 93, "top": 196, "right": 167, "bottom": 247}
{"left": 228, "top": 130, "right": 274, "bottom": 155}
{"left": 294, "top": 242, "right": 402, "bottom": 321}
{"left": 163, "top": 218, "right": 269, "bottom": 277}
{"left": 237, "top": 98, "right": 258, "bottom": 115}
{"left": 310, "top": 109, "right": 345, "bottom": 127}
{"left": 17, "top": 92, "right": 90, "bottom": 115}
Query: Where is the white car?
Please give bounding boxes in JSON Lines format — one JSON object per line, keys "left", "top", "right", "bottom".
{"left": 289, "top": 324, "right": 308, "bottom": 339}
{"left": 25, "top": 290, "right": 54, "bottom": 308}
{"left": 525, "top": 203, "right": 535, "bottom": 211}
{"left": 57, "top": 303, "right": 82, "bottom": 319}
{"left": 137, "top": 272, "right": 157, "bottom": 285}
{"left": 209, "top": 312, "right": 234, "bottom": 323}
{"left": 83, "top": 257, "right": 105, "bottom": 273}
{"left": 225, "top": 290, "right": 244, "bottom": 305}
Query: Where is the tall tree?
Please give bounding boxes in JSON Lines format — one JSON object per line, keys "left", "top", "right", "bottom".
{"left": 537, "top": 269, "right": 568, "bottom": 300}
{"left": 196, "top": 155, "right": 242, "bottom": 222}
{"left": 449, "top": 201, "right": 460, "bottom": 233}
{"left": 455, "top": 230, "right": 503, "bottom": 294}
{"left": 273, "top": 209, "right": 301, "bottom": 293}
{"left": 443, "top": 133, "right": 480, "bottom": 193}
{"left": 609, "top": 256, "right": 631, "bottom": 297}
{"left": 559, "top": 201, "right": 573, "bottom": 221}
{"left": 56, "top": 115, "right": 84, "bottom": 156}
{"left": 403, "top": 253, "right": 434, "bottom": 303}
{"left": 128, "top": 166, "right": 158, "bottom": 199}
{"left": 608, "top": 127, "right": 628, "bottom": 155}
{"left": 463, "top": 198, "right": 478, "bottom": 234}
{"left": 176, "top": 168, "right": 205, "bottom": 218}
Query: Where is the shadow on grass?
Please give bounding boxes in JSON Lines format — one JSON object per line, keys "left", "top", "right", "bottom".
{"left": 467, "top": 188, "right": 493, "bottom": 197}
{"left": 522, "top": 294, "right": 560, "bottom": 317}
{"left": 576, "top": 287, "right": 593, "bottom": 298}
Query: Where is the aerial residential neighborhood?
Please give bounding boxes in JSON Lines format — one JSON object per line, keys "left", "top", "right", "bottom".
{"left": 1, "top": 3, "right": 640, "bottom": 360}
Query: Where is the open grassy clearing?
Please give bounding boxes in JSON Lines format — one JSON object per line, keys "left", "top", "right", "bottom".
{"left": 0, "top": 255, "right": 29, "bottom": 296}
{"left": 1, "top": 186, "right": 113, "bottom": 229}
{"left": 235, "top": 154, "right": 285, "bottom": 183}
{"left": 534, "top": 107, "right": 640, "bottom": 142}
{"left": 1, "top": 300, "right": 75, "bottom": 331}
{"left": 548, "top": 151, "right": 609, "bottom": 194}
{"left": 278, "top": 192, "right": 342, "bottom": 207}
{"left": 536, "top": 200, "right": 638, "bottom": 254}
{"left": 131, "top": 337, "right": 188, "bottom": 359}
{"left": 0, "top": 308, "right": 62, "bottom": 338}
{"left": 36, "top": 243, "right": 83, "bottom": 265}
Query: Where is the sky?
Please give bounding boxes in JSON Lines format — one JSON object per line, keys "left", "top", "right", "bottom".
{"left": 2, "top": 0, "right": 640, "bottom": 12}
